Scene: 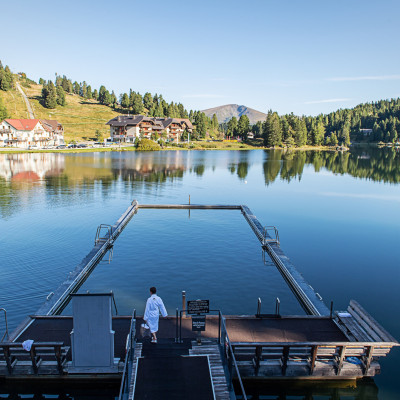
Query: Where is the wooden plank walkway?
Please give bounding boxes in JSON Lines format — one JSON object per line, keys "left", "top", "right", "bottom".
{"left": 190, "top": 340, "right": 231, "bottom": 400}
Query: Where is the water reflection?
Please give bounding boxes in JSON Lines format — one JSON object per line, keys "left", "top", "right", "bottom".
{"left": 263, "top": 147, "right": 400, "bottom": 185}
{"left": 1, "top": 147, "right": 400, "bottom": 218}
{"left": 0, "top": 380, "right": 118, "bottom": 400}
{"left": 241, "top": 378, "right": 378, "bottom": 400}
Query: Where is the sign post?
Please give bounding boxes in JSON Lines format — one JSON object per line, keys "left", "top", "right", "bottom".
{"left": 188, "top": 300, "right": 209, "bottom": 345}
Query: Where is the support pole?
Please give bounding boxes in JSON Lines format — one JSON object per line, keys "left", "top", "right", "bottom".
{"left": 182, "top": 291, "right": 186, "bottom": 317}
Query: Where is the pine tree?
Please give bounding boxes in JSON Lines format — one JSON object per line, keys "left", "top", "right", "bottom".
{"left": 92, "top": 89, "right": 98, "bottom": 101}
{"left": 330, "top": 132, "right": 338, "bottom": 146}
{"left": 226, "top": 117, "right": 238, "bottom": 138}
{"left": 61, "top": 76, "right": 69, "bottom": 92}
{"left": 194, "top": 112, "right": 207, "bottom": 138}
{"left": 132, "top": 93, "right": 143, "bottom": 114}
{"left": 0, "top": 66, "right": 13, "bottom": 91}
{"left": 80, "top": 81, "right": 87, "bottom": 98}
{"left": 43, "top": 81, "right": 57, "bottom": 108}
{"left": 263, "top": 111, "right": 282, "bottom": 146}
{"left": 98, "top": 86, "right": 106, "bottom": 104}
{"left": 86, "top": 85, "right": 92, "bottom": 99}
{"left": 294, "top": 118, "right": 307, "bottom": 147}
{"left": 237, "top": 115, "right": 250, "bottom": 139}
{"left": 313, "top": 121, "right": 325, "bottom": 145}
{"left": 56, "top": 85, "right": 66, "bottom": 106}
{"left": 121, "top": 93, "right": 130, "bottom": 109}
{"left": 73, "top": 81, "right": 80, "bottom": 95}
{"left": 143, "top": 92, "right": 153, "bottom": 111}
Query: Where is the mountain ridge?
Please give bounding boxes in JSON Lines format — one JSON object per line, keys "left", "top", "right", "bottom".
{"left": 202, "top": 104, "right": 267, "bottom": 124}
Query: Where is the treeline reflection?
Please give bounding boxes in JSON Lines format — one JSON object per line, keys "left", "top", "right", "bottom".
{"left": 0, "top": 148, "right": 399, "bottom": 217}
{"left": 264, "top": 147, "right": 400, "bottom": 185}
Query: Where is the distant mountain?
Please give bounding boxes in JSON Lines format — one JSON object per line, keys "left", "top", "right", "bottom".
{"left": 201, "top": 104, "right": 267, "bottom": 125}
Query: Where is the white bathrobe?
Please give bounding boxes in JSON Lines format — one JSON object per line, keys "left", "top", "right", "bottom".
{"left": 144, "top": 294, "right": 168, "bottom": 333}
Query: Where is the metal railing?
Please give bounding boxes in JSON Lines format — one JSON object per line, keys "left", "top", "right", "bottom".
{"left": 229, "top": 341, "right": 398, "bottom": 377}
{"left": 0, "top": 308, "right": 9, "bottom": 342}
{"left": 118, "top": 310, "right": 136, "bottom": 400}
{"left": 95, "top": 224, "right": 113, "bottom": 245}
{"left": 219, "top": 314, "right": 248, "bottom": 400}
{"left": 111, "top": 291, "right": 118, "bottom": 315}
{"left": 263, "top": 225, "right": 280, "bottom": 246}
{"left": 256, "top": 297, "right": 281, "bottom": 318}
{"left": 175, "top": 309, "right": 247, "bottom": 399}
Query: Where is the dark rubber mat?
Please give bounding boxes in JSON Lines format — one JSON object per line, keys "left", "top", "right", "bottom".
{"left": 134, "top": 356, "right": 214, "bottom": 400}
{"left": 139, "top": 338, "right": 192, "bottom": 358}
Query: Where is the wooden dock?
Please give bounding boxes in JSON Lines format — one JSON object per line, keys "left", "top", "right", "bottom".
{"left": 1, "top": 201, "right": 398, "bottom": 399}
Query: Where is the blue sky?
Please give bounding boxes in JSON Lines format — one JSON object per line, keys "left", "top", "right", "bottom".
{"left": 2, "top": 0, "right": 400, "bottom": 116}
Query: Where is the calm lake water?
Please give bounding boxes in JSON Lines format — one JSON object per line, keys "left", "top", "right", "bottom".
{"left": 0, "top": 147, "right": 399, "bottom": 399}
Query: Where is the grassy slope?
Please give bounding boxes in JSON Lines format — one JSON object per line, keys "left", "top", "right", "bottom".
{"left": 0, "top": 82, "right": 119, "bottom": 142}
{"left": 23, "top": 84, "right": 119, "bottom": 141}
{"left": 0, "top": 87, "right": 29, "bottom": 119}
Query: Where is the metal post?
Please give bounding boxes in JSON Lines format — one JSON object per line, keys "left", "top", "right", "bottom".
{"left": 175, "top": 308, "right": 179, "bottom": 342}
{"left": 179, "top": 310, "right": 183, "bottom": 343}
{"left": 275, "top": 297, "right": 280, "bottom": 315}
{"left": 218, "top": 312, "right": 221, "bottom": 344}
{"left": 182, "top": 291, "right": 186, "bottom": 317}
{"left": 188, "top": 195, "right": 191, "bottom": 205}
{"left": 330, "top": 301, "right": 333, "bottom": 319}
{"left": 257, "top": 297, "right": 262, "bottom": 316}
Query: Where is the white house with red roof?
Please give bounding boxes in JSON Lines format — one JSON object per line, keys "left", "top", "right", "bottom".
{"left": 0, "top": 119, "right": 64, "bottom": 148}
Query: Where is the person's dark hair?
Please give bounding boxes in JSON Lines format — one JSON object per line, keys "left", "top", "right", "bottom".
{"left": 150, "top": 286, "right": 157, "bottom": 294}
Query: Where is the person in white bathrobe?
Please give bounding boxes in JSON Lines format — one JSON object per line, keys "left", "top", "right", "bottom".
{"left": 144, "top": 287, "right": 168, "bottom": 343}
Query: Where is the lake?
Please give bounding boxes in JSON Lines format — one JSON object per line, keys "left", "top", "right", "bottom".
{"left": 0, "top": 147, "right": 399, "bottom": 399}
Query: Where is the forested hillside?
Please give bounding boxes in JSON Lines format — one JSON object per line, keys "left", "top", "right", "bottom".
{"left": 251, "top": 99, "right": 400, "bottom": 147}
{"left": 2, "top": 60, "right": 399, "bottom": 146}
{"left": 0, "top": 61, "right": 222, "bottom": 141}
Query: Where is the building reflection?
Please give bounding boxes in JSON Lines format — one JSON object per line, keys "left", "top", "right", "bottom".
{"left": 0, "top": 153, "right": 65, "bottom": 182}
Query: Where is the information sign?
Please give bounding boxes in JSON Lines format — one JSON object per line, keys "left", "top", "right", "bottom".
{"left": 187, "top": 299, "right": 209, "bottom": 314}
{"left": 192, "top": 315, "right": 206, "bottom": 331}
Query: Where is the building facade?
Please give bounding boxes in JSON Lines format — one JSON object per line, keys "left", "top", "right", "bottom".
{"left": 106, "top": 115, "right": 193, "bottom": 143}
{"left": 0, "top": 119, "right": 64, "bottom": 148}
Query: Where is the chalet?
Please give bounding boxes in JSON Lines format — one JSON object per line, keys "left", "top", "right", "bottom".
{"left": 40, "top": 119, "right": 65, "bottom": 146}
{"left": 0, "top": 119, "right": 64, "bottom": 148}
{"left": 106, "top": 115, "right": 193, "bottom": 143}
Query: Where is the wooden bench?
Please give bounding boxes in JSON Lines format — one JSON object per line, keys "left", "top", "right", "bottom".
{"left": 231, "top": 341, "right": 397, "bottom": 377}
{"left": 0, "top": 342, "right": 70, "bottom": 375}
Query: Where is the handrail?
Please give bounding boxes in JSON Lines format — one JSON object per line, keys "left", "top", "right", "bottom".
{"left": 118, "top": 310, "right": 136, "bottom": 400}
{"left": 111, "top": 291, "right": 118, "bottom": 315}
{"left": 229, "top": 341, "right": 399, "bottom": 347}
{"left": 176, "top": 309, "right": 247, "bottom": 398}
{"left": 0, "top": 308, "right": 9, "bottom": 342}
{"left": 219, "top": 313, "right": 247, "bottom": 400}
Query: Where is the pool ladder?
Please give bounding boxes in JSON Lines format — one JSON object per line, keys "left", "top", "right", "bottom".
{"left": 95, "top": 224, "right": 114, "bottom": 263}
{"left": 262, "top": 226, "right": 280, "bottom": 246}
{"left": 0, "top": 308, "right": 9, "bottom": 342}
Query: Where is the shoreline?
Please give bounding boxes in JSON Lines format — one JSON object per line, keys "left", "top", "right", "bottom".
{"left": 0, "top": 143, "right": 350, "bottom": 155}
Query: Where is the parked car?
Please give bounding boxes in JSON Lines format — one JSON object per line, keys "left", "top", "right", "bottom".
{"left": 77, "top": 144, "right": 88, "bottom": 148}
{"left": 56, "top": 145, "right": 66, "bottom": 149}
{"left": 67, "top": 144, "right": 78, "bottom": 148}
